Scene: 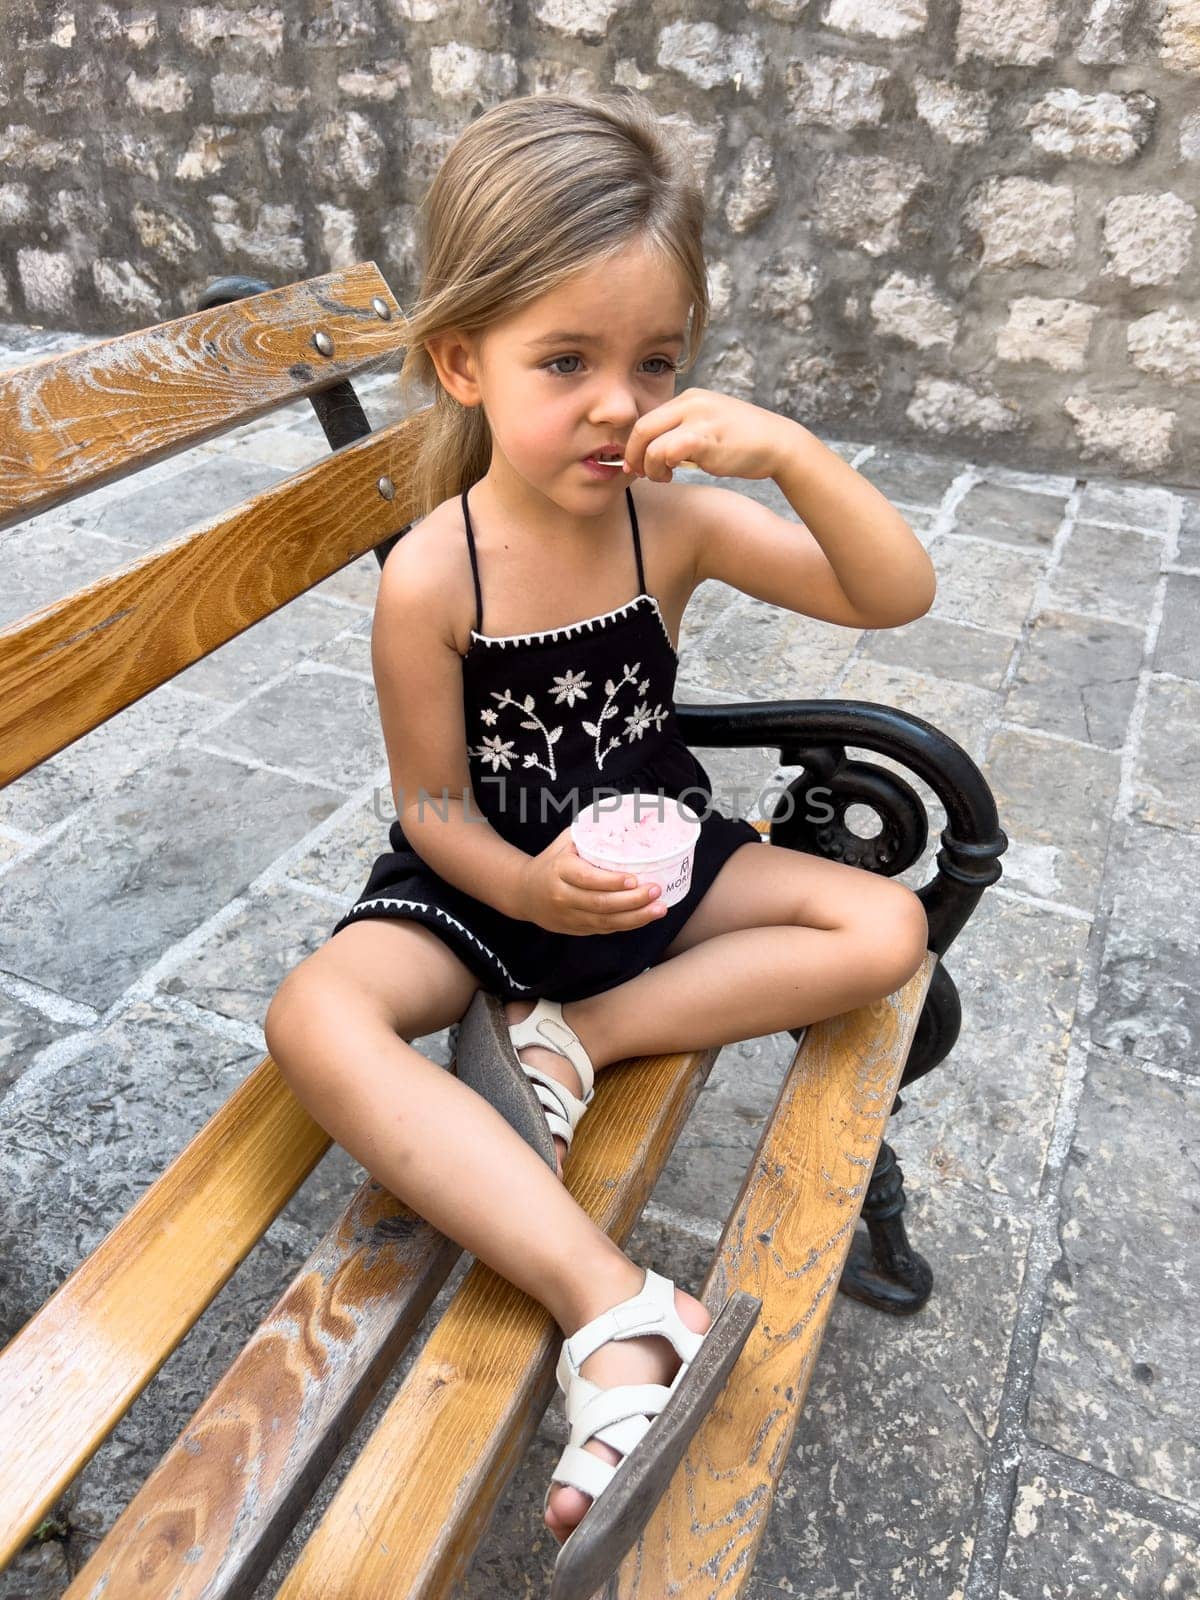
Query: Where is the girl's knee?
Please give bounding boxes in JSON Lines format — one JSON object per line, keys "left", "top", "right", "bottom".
{"left": 264, "top": 960, "right": 365, "bottom": 1073}
{"left": 863, "top": 880, "right": 928, "bottom": 993}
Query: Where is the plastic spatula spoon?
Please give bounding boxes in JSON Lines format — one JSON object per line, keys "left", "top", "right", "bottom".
{"left": 594, "top": 455, "right": 703, "bottom": 470}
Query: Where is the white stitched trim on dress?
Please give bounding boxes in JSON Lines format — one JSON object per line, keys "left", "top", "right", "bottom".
{"left": 337, "top": 897, "right": 534, "bottom": 991}
{"left": 470, "top": 592, "right": 672, "bottom": 650}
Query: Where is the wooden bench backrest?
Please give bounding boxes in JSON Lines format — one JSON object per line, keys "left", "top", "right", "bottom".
{"left": 0, "top": 262, "right": 425, "bottom": 788}
{"left": 0, "top": 265, "right": 435, "bottom": 1567}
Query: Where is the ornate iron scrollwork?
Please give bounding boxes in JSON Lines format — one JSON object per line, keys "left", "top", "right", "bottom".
{"left": 765, "top": 742, "right": 928, "bottom": 876}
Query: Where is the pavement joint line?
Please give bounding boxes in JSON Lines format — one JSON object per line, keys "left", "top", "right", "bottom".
{"left": 271, "top": 873, "right": 353, "bottom": 908}
{"left": 306, "top": 590, "right": 375, "bottom": 616}
{"left": 89, "top": 895, "right": 261, "bottom": 1015}
{"left": 1069, "top": 513, "right": 1173, "bottom": 540}
{"left": 186, "top": 657, "right": 338, "bottom": 733}
{"left": 828, "top": 465, "right": 981, "bottom": 699}
{"left": 1106, "top": 1052, "right": 1200, "bottom": 1093}
{"left": 961, "top": 914, "right": 1105, "bottom": 1600}
{"left": 935, "top": 528, "right": 1056, "bottom": 559}
{"left": 1115, "top": 569, "right": 1170, "bottom": 823}
{"left": 994, "top": 719, "right": 1119, "bottom": 756}
{"left": 1026, "top": 603, "right": 1145, "bottom": 634}
{"left": 0, "top": 968, "right": 99, "bottom": 1027}
{"left": 0, "top": 1027, "right": 108, "bottom": 1115}
{"left": 988, "top": 883, "right": 1093, "bottom": 923}
{"left": 1164, "top": 562, "right": 1200, "bottom": 577}
{"left": 240, "top": 770, "right": 392, "bottom": 888}
{"left": 149, "top": 990, "right": 266, "bottom": 1053}
{"left": 295, "top": 660, "right": 375, "bottom": 685}
{"left": 973, "top": 467, "right": 1079, "bottom": 498}
{"left": 180, "top": 738, "right": 355, "bottom": 796}
{"left": 975, "top": 484, "right": 1083, "bottom": 789}
{"left": 0, "top": 820, "right": 42, "bottom": 850}
{"left": 1034, "top": 602, "right": 1161, "bottom": 632}
{"left": 1020, "top": 1439, "right": 1200, "bottom": 1541}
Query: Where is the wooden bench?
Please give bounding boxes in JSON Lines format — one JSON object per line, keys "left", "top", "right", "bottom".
{"left": 0, "top": 264, "right": 1007, "bottom": 1596}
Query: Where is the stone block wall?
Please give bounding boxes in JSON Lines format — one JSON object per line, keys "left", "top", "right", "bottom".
{"left": 2, "top": 0, "right": 1199, "bottom": 485}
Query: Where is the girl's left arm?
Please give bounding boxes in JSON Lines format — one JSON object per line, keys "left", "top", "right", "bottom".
{"left": 767, "top": 421, "right": 937, "bottom": 627}
{"left": 623, "top": 393, "right": 937, "bottom": 630}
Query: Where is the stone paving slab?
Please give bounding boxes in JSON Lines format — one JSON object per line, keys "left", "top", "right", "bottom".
{"left": 1131, "top": 676, "right": 1200, "bottom": 834}
{"left": 0, "top": 750, "right": 343, "bottom": 1012}
{"left": 953, "top": 482, "right": 1069, "bottom": 549}
{"left": 2, "top": 330, "right": 1199, "bottom": 1596}
{"left": 1091, "top": 819, "right": 1200, "bottom": 1072}
{"left": 861, "top": 613, "right": 1016, "bottom": 692}
{"left": 926, "top": 536, "right": 1047, "bottom": 635}
{"left": 1000, "top": 1464, "right": 1200, "bottom": 1599}
{"left": 1005, "top": 610, "right": 1144, "bottom": 751}
{"left": 984, "top": 727, "right": 1121, "bottom": 911}
{"left": 1047, "top": 521, "right": 1163, "bottom": 628}
{"left": 1154, "top": 573, "right": 1200, "bottom": 678}
{"left": 1027, "top": 1047, "right": 1200, "bottom": 1506}
{"left": 887, "top": 892, "right": 1090, "bottom": 1210}
{"left": 1177, "top": 495, "right": 1200, "bottom": 567}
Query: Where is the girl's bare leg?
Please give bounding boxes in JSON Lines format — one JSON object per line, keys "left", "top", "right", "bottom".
{"left": 264, "top": 947, "right": 712, "bottom": 1548}
{"left": 511, "top": 915, "right": 927, "bottom": 1143}
{"left": 506, "top": 909, "right": 926, "bottom": 1534}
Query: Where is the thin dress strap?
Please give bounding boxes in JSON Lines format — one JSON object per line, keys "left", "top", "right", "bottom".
{"left": 462, "top": 485, "right": 484, "bottom": 635}
{"left": 627, "top": 485, "right": 647, "bottom": 595}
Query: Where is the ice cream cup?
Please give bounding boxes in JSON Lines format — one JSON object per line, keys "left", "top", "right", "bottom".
{"left": 570, "top": 791, "right": 703, "bottom": 909}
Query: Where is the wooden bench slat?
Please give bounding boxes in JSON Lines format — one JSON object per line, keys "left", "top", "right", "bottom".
{"left": 0, "top": 1059, "right": 329, "bottom": 1566}
{"left": 615, "top": 953, "right": 936, "bottom": 1596}
{"left": 63, "top": 1180, "right": 462, "bottom": 1600}
{"left": 0, "top": 412, "right": 424, "bottom": 788}
{"left": 272, "top": 1038, "right": 726, "bottom": 1599}
{"left": 0, "top": 264, "right": 406, "bottom": 531}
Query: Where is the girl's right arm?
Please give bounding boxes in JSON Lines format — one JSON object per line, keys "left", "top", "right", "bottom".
{"left": 372, "top": 536, "right": 665, "bottom": 936}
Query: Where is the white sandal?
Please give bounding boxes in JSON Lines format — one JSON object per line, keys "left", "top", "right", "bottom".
{"left": 455, "top": 990, "right": 596, "bottom": 1172}
{"left": 545, "top": 1266, "right": 762, "bottom": 1600}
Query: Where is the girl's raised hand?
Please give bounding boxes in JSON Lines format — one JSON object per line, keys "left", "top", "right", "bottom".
{"left": 517, "top": 823, "right": 671, "bottom": 936}
{"left": 622, "top": 387, "right": 795, "bottom": 484}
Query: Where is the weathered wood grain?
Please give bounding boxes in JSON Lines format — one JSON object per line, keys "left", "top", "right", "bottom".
{"left": 0, "top": 410, "right": 425, "bottom": 788}
{"left": 614, "top": 953, "right": 937, "bottom": 1597}
{"left": 63, "top": 1180, "right": 462, "bottom": 1600}
{"left": 0, "top": 263, "right": 407, "bottom": 530}
{"left": 272, "top": 1037, "right": 727, "bottom": 1600}
{"left": 0, "top": 1058, "right": 329, "bottom": 1568}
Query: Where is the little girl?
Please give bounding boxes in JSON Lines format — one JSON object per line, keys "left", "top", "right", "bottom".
{"left": 265, "top": 89, "right": 934, "bottom": 1586}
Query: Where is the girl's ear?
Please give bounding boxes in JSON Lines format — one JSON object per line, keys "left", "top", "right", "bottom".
{"left": 425, "top": 330, "right": 484, "bottom": 408}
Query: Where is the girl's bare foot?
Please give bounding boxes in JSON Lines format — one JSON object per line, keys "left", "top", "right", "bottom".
{"left": 503, "top": 998, "right": 586, "bottom": 1180}
{"left": 543, "top": 1281, "right": 713, "bottom": 1543}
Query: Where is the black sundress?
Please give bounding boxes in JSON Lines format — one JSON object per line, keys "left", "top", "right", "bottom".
{"left": 329, "top": 481, "right": 764, "bottom": 1002}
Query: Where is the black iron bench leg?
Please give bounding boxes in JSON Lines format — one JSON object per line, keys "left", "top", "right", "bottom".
{"left": 678, "top": 699, "right": 1007, "bottom": 1318}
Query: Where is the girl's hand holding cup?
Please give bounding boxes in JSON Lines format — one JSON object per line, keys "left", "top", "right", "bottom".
{"left": 518, "top": 823, "right": 669, "bottom": 936}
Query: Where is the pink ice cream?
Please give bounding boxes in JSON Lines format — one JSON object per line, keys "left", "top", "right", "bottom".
{"left": 571, "top": 793, "right": 703, "bottom": 907}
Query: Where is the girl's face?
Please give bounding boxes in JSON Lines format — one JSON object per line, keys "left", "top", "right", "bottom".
{"left": 434, "top": 238, "right": 693, "bottom": 514}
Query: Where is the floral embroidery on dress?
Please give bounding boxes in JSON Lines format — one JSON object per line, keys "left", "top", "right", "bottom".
{"left": 583, "top": 661, "right": 668, "bottom": 769}
{"left": 468, "top": 658, "right": 669, "bottom": 778}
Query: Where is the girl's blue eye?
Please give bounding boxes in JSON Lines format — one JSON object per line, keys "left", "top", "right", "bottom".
{"left": 544, "top": 355, "right": 679, "bottom": 378}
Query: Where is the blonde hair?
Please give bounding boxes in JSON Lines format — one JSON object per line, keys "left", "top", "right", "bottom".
{"left": 394, "top": 90, "right": 710, "bottom": 518}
